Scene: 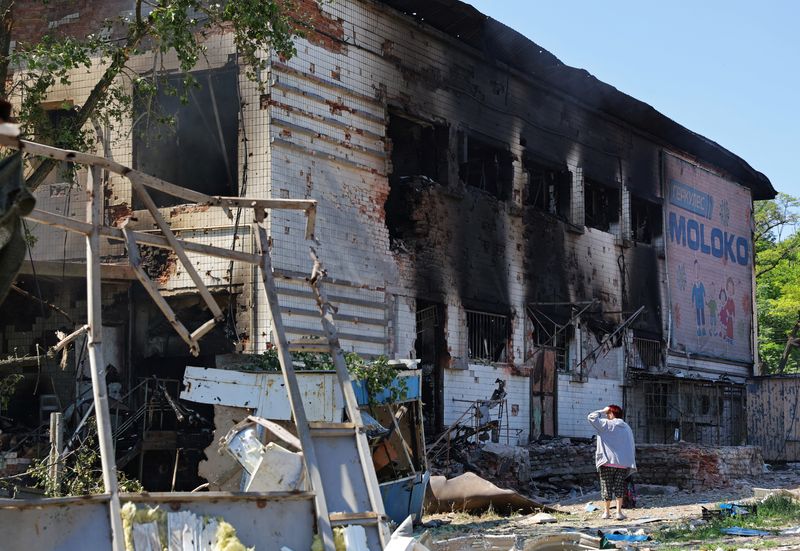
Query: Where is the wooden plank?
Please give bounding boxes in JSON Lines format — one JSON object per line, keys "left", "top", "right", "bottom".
{"left": 130, "top": 178, "right": 223, "bottom": 320}
{"left": 27, "top": 209, "right": 260, "bottom": 265}
{"left": 124, "top": 227, "right": 198, "bottom": 355}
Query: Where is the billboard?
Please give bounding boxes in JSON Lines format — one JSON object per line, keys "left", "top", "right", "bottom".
{"left": 664, "top": 153, "right": 753, "bottom": 363}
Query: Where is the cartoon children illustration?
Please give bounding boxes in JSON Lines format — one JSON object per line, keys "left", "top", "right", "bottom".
{"left": 706, "top": 282, "right": 718, "bottom": 337}
{"left": 691, "top": 260, "right": 706, "bottom": 336}
{"left": 718, "top": 277, "right": 736, "bottom": 344}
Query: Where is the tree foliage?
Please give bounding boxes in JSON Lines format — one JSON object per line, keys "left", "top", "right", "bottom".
{"left": 2, "top": 0, "right": 302, "bottom": 189}
{"left": 755, "top": 193, "right": 800, "bottom": 372}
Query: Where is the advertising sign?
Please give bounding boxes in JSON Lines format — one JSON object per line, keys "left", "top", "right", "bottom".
{"left": 664, "top": 153, "right": 753, "bottom": 363}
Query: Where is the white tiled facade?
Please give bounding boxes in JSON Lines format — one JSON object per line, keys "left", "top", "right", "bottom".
{"left": 6, "top": 0, "right": 762, "bottom": 443}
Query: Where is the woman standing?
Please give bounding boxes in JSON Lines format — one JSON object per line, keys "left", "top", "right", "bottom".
{"left": 587, "top": 405, "right": 636, "bottom": 520}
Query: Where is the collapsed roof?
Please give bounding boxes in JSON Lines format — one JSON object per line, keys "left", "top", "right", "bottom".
{"left": 380, "top": 0, "right": 776, "bottom": 200}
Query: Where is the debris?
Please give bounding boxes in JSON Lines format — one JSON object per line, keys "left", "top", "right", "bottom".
{"left": 220, "top": 415, "right": 305, "bottom": 492}
{"left": 425, "top": 472, "right": 560, "bottom": 515}
{"left": 628, "top": 516, "right": 665, "bottom": 525}
{"left": 433, "top": 534, "right": 516, "bottom": 551}
{"left": 585, "top": 503, "right": 600, "bottom": 512}
{"left": 530, "top": 512, "right": 557, "bottom": 524}
{"left": 521, "top": 532, "right": 602, "bottom": 550}
{"left": 385, "top": 515, "right": 431, "bottom": 551}
{"left": 753, "top": 487, "right": 800, "bottom": 500}
{"left": 781, "top": 526, "right": 800, "bottom": 535}
{"left": 702, "top": 502, "right": 757, "bottom": 521}
{"left": 719, "top": 527, "right": 771, "bottom": 537}
{"left": 603, "top": 532, "right": 650, "bottom": 542}
{"left": 421, "top": 519, "right": 450, "bottom": 528}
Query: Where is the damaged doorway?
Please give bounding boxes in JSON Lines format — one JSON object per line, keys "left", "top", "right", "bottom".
{"left": 416, "top": 301, "right": 446, "bottom": 437}
{"left": 530, "top": 349, "right": 557, "bottom": 441}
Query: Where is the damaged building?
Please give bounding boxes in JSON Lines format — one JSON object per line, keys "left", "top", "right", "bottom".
{"left": 0, "top": 0, "right": 775, "bottom": 488}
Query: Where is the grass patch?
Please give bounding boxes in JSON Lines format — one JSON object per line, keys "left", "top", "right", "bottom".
{"left": 656, "top": 494, "right": 800, "bottom": 546}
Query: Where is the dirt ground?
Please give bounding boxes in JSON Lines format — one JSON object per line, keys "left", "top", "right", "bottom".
{"left": 419, "top": 465, "right": 800, "bottom": 549}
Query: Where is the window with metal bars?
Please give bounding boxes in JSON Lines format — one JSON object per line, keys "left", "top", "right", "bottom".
{"left": 628, "top": 336, "right": 663, "bottom": 370}
{"left": 466, "top": 309, "right": 509, "bottom": 362}
{"left": 527, "top": 308, "right": 572, "bottom": 372}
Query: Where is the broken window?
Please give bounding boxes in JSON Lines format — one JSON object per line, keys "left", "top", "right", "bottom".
{"left": 527, "top": 307, "right": 572, "bottom": 372}
{"left": 584, "top": 178, "right": 620, "bottom": 232}
{"left": 36, "top": 102, "right": 78, "bottom": 183}
{"left": 459, "top": 134, "right": 513, "bottom": 200}
{"left": 630, "top": 195, "right": 663, "bottom": 244}
{"left": 388, "top": 113, "right": 448, "bottom": 185}
{"left": 466, "top": 309, "right": 509, "bottom": 362}
{"left": 524, "top": 160, "right": 571, "bottom": 218}
{"left": 133, "top": 67, "right": 239, "bottom": 208}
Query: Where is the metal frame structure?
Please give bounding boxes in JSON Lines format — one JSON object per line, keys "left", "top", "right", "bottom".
{"left": 625, "top": 371, "right": 746, "bottom": 446}
{"left": 0, "top": 134, "right": 385, "bottom": 551}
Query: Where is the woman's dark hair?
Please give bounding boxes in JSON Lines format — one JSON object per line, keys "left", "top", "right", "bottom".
{"left": 608, "top": 404, "right": 624, "bottom": 419}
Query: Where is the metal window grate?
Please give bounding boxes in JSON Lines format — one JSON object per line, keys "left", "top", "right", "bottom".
{"left": 625, "top": 374, "right": 746, "bottom": 446}
{"left": 416, "top": 305, "right": 439, "bottom": 333}
{"left": 526, "top": 306, "right": 571, "bottom": 372}
{"left": 466, "top": 310, "right": 509, "bottom": 362}
{"left": 628, "top": 336, "right": 663, "bottom": 370}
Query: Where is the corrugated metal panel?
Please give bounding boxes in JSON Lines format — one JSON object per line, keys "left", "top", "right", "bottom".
{"left": 747, "top": 376, "right": 800, "bottom": 462}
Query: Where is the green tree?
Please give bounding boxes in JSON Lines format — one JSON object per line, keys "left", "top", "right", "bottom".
{"left": 755, "top": 193, "right": 800, "bottom": 372}
{"left": 0, "top": 0, "right": 302, "bottom": 189}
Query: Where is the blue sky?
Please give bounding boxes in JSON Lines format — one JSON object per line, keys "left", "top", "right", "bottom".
{"left": 466, "top": 1, "right": 798, "bottom": 200}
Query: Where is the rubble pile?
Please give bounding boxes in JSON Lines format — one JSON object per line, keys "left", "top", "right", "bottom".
{"left": 430, "top": 438, "right": 765, "bottom": 503}
{"left": 528, "top": 438, "right": 597, "bottom": 490}
{"left": 636, "top": 443, "right": 764, "bottom": 491}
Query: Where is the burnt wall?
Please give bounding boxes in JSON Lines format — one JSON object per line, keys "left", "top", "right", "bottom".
{"left": 386, "top": 181, "right": 510, "bottom": 310}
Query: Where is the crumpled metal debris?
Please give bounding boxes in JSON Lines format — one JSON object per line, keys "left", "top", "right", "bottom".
{"left": 425, "top": 472, "right": 559, "bottom": 515}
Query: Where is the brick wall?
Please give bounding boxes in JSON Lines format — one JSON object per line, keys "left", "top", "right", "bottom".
{"left": 527, "top": 439, "right": 764, "bottom": 491}
{"left": 636, "top": 443, "right": 764, "bottom": 491}
{"left": 12, "top": 0, "right": 130, "bottom": 46}
{"left": 443, "top": 362, "right": 530, "bottom": 443}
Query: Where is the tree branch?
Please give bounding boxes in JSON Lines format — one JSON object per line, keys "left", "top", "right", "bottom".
{"left": 0, "top": 0, "right": 13, "bottom": 98}
{"left": 25, "top": 26, "right": 147, "bottom": 190}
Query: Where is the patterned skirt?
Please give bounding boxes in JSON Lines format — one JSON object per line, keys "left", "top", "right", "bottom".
{"left": 598, "top": 466, "right": 628, "bottom": 500}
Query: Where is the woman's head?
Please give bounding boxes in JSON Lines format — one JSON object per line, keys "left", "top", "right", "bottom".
{"left": 607, "top": 404, "right": 624, "bottom": 419}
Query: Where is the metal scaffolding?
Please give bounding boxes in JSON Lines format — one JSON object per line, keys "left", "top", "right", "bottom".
{"left": 0, "top": 134, "right": 386, "bottom": 551}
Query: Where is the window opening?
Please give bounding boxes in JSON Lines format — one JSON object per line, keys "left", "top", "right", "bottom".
{"left": 36, "top": 103, "right": 78, "bottom": 183}
{"left": 525, "top": 160, "right": 571, "bottom": 218}
{"left": 630, "top": 195, "right": 663, "bottom": 244}
{"left": 466, "top": 309, "right": 509, "bottom": 362}
{"left": 133, "top": 67, "right": 239, "bottom": 208}
{"left": 584, "top": 178, "right": 619, "bottom": 232}
{"left": 387, "top": 114, "right": 448, "bottom": 185}
{"left": 459, "top": 134, "right": 513, "bottom": 200}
